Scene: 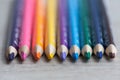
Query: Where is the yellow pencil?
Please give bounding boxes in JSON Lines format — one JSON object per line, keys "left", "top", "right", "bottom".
{"left": 45, "top": 0, "right": 57, "bottom": 59}
{"left": 32, "top": 0, "right": 46, "bottom": 60}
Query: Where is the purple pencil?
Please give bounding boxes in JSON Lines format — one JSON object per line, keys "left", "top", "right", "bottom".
{"left": 6, "top": 0, "right": 24, "bottom": 61}
{"left": 57, "top": 0, "right": 68, "bottom": 61}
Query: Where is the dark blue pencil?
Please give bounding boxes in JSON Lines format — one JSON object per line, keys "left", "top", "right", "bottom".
{"left": 88, "top": 0, "right": 104, "bottom": 59}
{"left": 97, "top": 0, "right": 117, "bottom": 58}
{"left": 7, "top": 0, "right": 24, "bottom": 61}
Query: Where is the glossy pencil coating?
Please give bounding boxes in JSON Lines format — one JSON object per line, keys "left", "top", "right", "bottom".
{"left": 19, "top": 0, "right": 35, "bottom": 60}
{"left": 32, "top": 0, "right": 46, "bottom": 60}
{"left": 80, "top": 0, "right": 92, "bottom": 60}
{"left": 57, "top": 0, "right": 68, "bottom": 61}
{"left": 68, "top": 0, "right": 80, "bottom": 61}
{"left": 45, "top": 0, "right": 57, "bottom": 59}
{"left": 97, "top": 0, "right": 117, "bottom": 58}
{"left": 7, "top": 0, "right": 24, "bottom": 61}
{"left": 89, "top": 0, "right": 104, "bottom": 59}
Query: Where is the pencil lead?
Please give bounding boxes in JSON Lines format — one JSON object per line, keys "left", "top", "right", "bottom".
{"left": 47, "top": 53, "right": 54, "bottom": 60}
{"left": 8, "top": 52, "right": 14, "bottom": 61}
{"left": 105, "top": 44, "right": 117, "bottom": 58}
{"left": 20, "top": 52, "right": 27, "bottom": 61}
{"left": 60, "top": 52, "right": 67, "bottom": 61}
{"left": 96, "top": 51, "right": 103, "bottom": 59}
{"left": 72, "top": 53, "right": 79, "bottom": 61}
{"left": 84, "top": 52, "right": 91, "bottom": 60}
{"left": 34, "top": 52, "right": 41, "bottom": 60}
{"left": 109, "top": 52, "right": 115, "bottom": 58}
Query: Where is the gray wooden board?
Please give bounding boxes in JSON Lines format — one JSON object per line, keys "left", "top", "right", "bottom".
{"left": 0, "top": 0, "right": 120, "bottom": 80}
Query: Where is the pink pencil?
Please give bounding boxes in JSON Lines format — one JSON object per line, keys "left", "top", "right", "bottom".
{"left": 19, "top": 0, "right": 35, "bottom": 60}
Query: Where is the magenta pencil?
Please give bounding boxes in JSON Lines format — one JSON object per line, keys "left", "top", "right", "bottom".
{"left": 19, "top": 0, "right": 35, "bottom": 60}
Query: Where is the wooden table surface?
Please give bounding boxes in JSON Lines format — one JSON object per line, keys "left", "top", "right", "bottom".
{"left": 0, "top": 0, "right": 120, "bottom": 80}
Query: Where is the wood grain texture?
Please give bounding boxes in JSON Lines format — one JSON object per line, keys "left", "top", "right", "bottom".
{"left": 0, "top": 0, "right": 120, "bottom": 80}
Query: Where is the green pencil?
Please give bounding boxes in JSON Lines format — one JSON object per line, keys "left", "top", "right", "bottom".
{"left": 80, "top": 0, "right": 92, "bottom": 60}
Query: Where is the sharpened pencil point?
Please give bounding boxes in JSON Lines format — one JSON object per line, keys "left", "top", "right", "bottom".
{"left": 72, "top": 53, "right": 79, "bottom": 61}
{"left": 84, "top": 52, "right": 91, "bottom": 60}
{"left": 8, "top": 53, "right": 14, "bottom": 61}
{"left": 47, "top": 53, "right": 54, "bottom": 60}
{"left": 34, "top": 52, "right": 41, "bottom": 60}
{"left": 20, "top": 52, "right": 27, "bottom": 60}
{"left": 96, "top": 51, "right": 103, "bottom": 59}
{"left": 109, "top": 52, "right": 115, "bottom": 58}
{"left": 60, "top": 52, "right": 66, "bottom": 61}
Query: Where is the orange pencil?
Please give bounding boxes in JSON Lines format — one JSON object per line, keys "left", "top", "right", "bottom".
{"left": 32, "top": 0, "right": 46, "bottom": 60}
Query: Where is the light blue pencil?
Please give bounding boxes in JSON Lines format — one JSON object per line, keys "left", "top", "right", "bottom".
{"left": 68, "top": 0, "right": 80, "bottom": 61}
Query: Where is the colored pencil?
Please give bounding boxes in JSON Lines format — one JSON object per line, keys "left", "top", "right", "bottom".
{"left": 80, "top": 0, "right": 92, "bottom": 60}
{"left": 6, "top": 0, "right": 24, "bottom": 61}
{"left": 32, "top": 0, "right": 46, "bottom": 60}
{"left": 68, "top": 0, "right": 80, "bottom": 61}
{"left": 97, "top": 0, "right": 117, "bottom": 58}
{"left": 45, "top": 0, "right": 57, "bottom": 59}
{"left": 57, "top": 0, "right": 68, "bottom": 61}
{"left": 19, "top": 0, "right": 35, "bottom": 60}
{"left": 88, "top": 0, "right": 104, "bottom": 59}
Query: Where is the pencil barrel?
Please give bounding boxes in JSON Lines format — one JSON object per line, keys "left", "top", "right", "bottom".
{"left": 58, "top": 0, "right": 68, "bottom": 47}
{"left": 32, "top": 0, "right": 46, "bottom": 53}
{"left": 80, "top": 0, "right": 92, "bottom": 49}
{"left": 9, "top": 0, "right": 24, "bottom": 50}
{"left": 97, "top": 0, "right": 115, "bottom": 48}
{"left": 68, "top": 0, "right": 80, "bottom": 48}
{"left": 88, "top": 0, "right": 104, "bottom": 47}
{"left": 19, "top": 0, "right": 35, "bottom": 48}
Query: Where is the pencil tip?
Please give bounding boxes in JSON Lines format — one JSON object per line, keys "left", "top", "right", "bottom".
{"left": 34, "top": 52, "right": 41, "bottom": 60}
{"left": 96, "top": 51, "right": 103, "bottom": 59}
{"left": 8, "top": 53, "right": 14, "bottom": 61}
{"left": 106, "top": 44, "right": 117, "bottom": 58}
{"left": 72, "top": 53, "right": 79, "bottom": 61}
{"left": 60, "top": 52, "right": 67, "bottom": 61}
{"left": 84, "top": 52, "right": 91, "bottom": 60}
{"left": 47, "top": 53, "right": 54, "bottom": 59}
{"left": 20, "top": 52, "right": 27, "bottom": 61}
{"left": 109, "top": 52, "right": 115, "bottom": 58}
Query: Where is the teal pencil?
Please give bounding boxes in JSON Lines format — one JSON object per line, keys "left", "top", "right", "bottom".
{"left": 80, "top": 0, "right": 92, "bottom": 60}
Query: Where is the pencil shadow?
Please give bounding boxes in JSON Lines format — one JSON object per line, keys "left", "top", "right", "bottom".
{"left": 31, "top": 54, "right": 46, "bottom": 63}
{"left": 41, "top": 53, "right": 53, "bottom": 63}
{"left": 15, "top": 56, "right": 23, "bottom": 64}
{"left": 55, "top": 55, "right": 64, "bottom": 64}
{"left": 104, "top": 54, "right": 114, "bottom": 62}
{"left": 15, "top": 53, "right": 34, "bottom": 64}
{"left": 2, "top": 0, "right": 16, "bottom": 64}
{"left": 67, "top": 54, "right": 78, "bottom": 63}
{"left": 80, "top": 55, "right": 90, "bottom": 63}
{"left": 92, "top": 55, "right": 102, "bottom": 62}
{"left": 42, "top": 54, "right": 67, "bottom": 64}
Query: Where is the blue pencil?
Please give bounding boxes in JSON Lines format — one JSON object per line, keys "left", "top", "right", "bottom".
{"left": 6, "top": 0, "right": 24, "bottom": 61}
{"left": 68, "top": 0, "right": 80, "bottom": 61}
{"left": 89, "top": 0, "right": 104, "bottom": 59}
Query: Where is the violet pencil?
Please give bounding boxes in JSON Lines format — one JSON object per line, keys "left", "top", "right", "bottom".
{"left": 57, "top": 0, "right": 68, "bottom": 61}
